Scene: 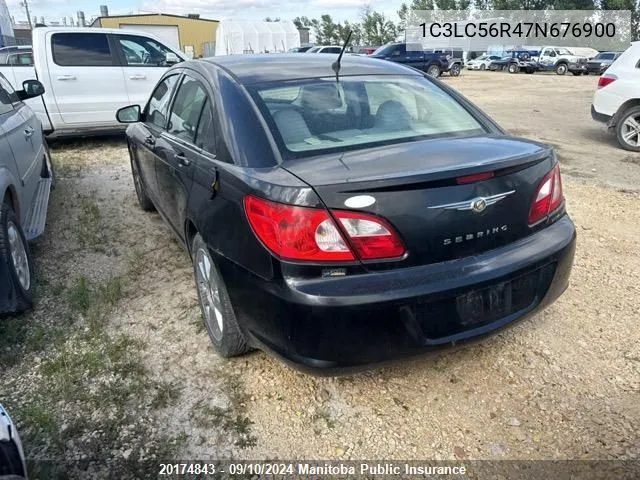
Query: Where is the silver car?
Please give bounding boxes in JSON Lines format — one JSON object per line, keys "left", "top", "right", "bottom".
{"left": 0, "top": 73, "right": 51, "bottom": 315}
{"left": 0, "top": 404, "right": 27, "bottom": 479}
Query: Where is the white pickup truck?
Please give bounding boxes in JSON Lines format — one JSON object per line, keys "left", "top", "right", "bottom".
{"left": 0, "top": 27, "right": 187, "bottom": 137}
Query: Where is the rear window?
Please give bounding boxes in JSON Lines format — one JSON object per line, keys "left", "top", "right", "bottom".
{"left": 249, "top": 75, "right": 485, "bottom": 160}
{"left": 52, "top": 33, "right": 114, "bottom": 66}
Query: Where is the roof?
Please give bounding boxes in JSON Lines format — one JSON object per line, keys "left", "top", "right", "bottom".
{"left": 197, "top": 53, "right": 422, "bottom": 84}
{"left": 91, "top": 13, "right": 219, "bottom": 27}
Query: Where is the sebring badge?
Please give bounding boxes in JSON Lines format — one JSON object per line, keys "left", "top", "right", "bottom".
{"left": 428, "top": 190, "right": 515, "bottom": 213}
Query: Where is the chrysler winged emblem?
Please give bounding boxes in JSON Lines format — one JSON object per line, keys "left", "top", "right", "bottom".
{"left": 428, "top": 190, "right": 515, "bottom": 213}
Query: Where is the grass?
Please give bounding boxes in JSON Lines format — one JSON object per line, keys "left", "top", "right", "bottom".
{"left": 74, "top": 192, "right": 107, "bottom": 252}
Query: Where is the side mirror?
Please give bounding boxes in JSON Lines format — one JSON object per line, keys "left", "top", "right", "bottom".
{"left": 17, "top": 79, "right": 44, "bottom": 100}
{"left": 165, "top": 52, "right": 180, "bottom": 65}
{"left": 116, "top": 104, "right": 141, "bottom": 123}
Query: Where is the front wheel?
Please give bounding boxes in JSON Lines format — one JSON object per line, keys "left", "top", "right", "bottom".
{"left": 0, "top": 203, "right": 33, "bottom": 314}
{"left": 479, "top": 64, "right": 486, "bottom": 71}
{"left": 615, "top": 106, "right": 640, "bottom": 152}
{"left": 508, "top": 63, "right": 519, "bottom": 74}
{"left": 192, "top": 233, "right": 250, "bottom": 358}
{"left": 556, "top": 63, "right": 568, "bottom": 75}
{"left": 128, "top": 144, "right": 155, "bottom": 212}
{"left": 449, "top": 63, "right": 461, "bottom": 77}
{"left": 426, "top": 64, "right": 441, "bottom": 78}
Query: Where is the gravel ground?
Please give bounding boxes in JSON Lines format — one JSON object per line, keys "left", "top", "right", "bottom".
{"left": 1, "top": 71, "right": 638, "bottom": 474}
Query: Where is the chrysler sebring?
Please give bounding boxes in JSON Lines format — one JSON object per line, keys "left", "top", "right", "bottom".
{"left": 116, "top": 54, "right": 576, "bottom": 373}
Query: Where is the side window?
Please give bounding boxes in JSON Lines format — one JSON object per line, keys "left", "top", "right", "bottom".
{"left": 11, "top": 53, "right": 33, "bottom": 66}
{"left": 0, "top": 77, "right": 15, "bottom": 114}
{"left": 146, "top": 74, "right": 179, "bottom": 129}
{"left": 116, "top": 34, "right": 175, "bottom": 67}
{"left": 168, "top": 76, "right": 208, "bottom": 143}
{"left": 195, "top": 98, "right": 216, "bottom": 154}
{"left": 0, "top": 76, "right": 18, "bottom": 105}
{"left": 52, "top": 33, "right": 113, "bottom": 66}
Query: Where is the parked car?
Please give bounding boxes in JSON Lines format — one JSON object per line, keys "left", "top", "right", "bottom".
{"left": 117, "top": 54, "right": 575, "bottom": 372}
{"left": 370, "top": 42, "right": 462, "bottom": 77}
{"left": 466, "top": 55, "right": 502, "bottom": 70}
{"left": 488, "top": 51, "right": 537, "bottom": 73}
{"left": 0, "top": 74, "right": 51, "bottom": 315}
{"left": 591, "top": 43, "right": 640, "bottom": 151}
{"left": 537, "top": 46, "right": 588, "bottom": 75}
{"left": 306, "top": 46, "right": 343, "bottom": 54}
{"left": 358, "top": 47, "right": 377, "bottom": 55}
{"left": 0, "top": 27, "right": 187, "bottom": 138}
{"left": 0, "top": 404, "right": 27, "bottom": 479}
{"left": 0, "top": 46, "right": 33, "bottom": 66}
{"left": 586, "top": 51, "right": 622, "bottom": 75}
{"left": 288, "top": 46, "right": 313, "bottom": 53}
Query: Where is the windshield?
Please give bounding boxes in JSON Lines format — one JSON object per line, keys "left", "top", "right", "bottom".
{"left": 307, "top": 46, "right": 321, "bottom": 53}
{"left": 556, "top": 48, "right": 572, "bottom": 55}
{"left": 595, "top": 52, "right": 615, "bottom": 60}
{"left": 249, "top": 75, "right": 485, "bottom": 160}
{"left": 474, "top": 56, "right": 487, "bottom": 61}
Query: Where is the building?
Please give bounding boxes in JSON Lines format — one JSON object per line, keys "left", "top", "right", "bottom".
{"left": 213, "top": 21, "right": 300, "bottom": 56}
{"left": 91, "top": 13, "right": 219, "bottom": 58}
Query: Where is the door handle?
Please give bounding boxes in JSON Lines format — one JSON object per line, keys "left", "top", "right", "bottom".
{"left": 174, "top": 152, "right": 190, "bottom": 167}
{"left": 57, "top": 75, "right": 76, "bottom": 81}
{"left": 143, "top": 135, "right": 155, "bottom": 146}
{"left": 24, "top": 126, "right": 34, "bottom": 138}
{"left": 129, "top": 74, "right": 146, "bottom": 80}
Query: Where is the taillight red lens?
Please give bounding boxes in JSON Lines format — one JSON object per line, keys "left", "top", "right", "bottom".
{"left": 333, "top": 210, "right": 406, "bottom": 260}
{"left": 244, "top": 196, "right": 406, "bottom": 262}
{"left": 456, "top": 171, "right": 494, "bottom": 184}
{"left": 597, "top": 74, "right": 617, "bottom": 89}
{"left": 244, "top": 195, "right": 354, "bottom": 262}
{"left": 528, "top": 164, "right": 564, "bottom": 225}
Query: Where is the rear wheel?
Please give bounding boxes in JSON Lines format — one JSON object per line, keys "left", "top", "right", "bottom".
{"left": 508, "top": 63, "right": 519, "bottom": 74}
{"left": 426, "top": 64, "right": 441, "bottom": 78}
{"left": 615, "top": 106, "right": 640, "bottom": 152}
{"left": 128, "top": 144, "right": 155, "bottom": 212}
{"left": 191, "top": 233, "right": 250, "bottom": 358}
{"left": 0, "top": 202, "right": 33, "bottom": 314}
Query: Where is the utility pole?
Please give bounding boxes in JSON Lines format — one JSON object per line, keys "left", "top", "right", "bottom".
{"left": 19, "top": 0, "right": 32, "bottom": 30}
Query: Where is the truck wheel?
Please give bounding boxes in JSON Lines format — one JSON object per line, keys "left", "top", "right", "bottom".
{"left": 449, "top": 63, "right": 461, "bottom": 77}
{"left": 128, "top": 144, "right": 155, "bottom": 212}
{"left": 571, "top": 71, "right": 582, "bottom": 76}
{"left": 615, "top": 106, "right": 640, "bottom": 152}
{"left": 0, "top": 202, "right": 33, "bottom": 314}
{"left": 508, "top": 63, "right": 519, "bottom": 74}
{"left": 555, "top": 63, "right": 568, "bottom": 75}
{"left": 426, "top": 64, "right": 441, "bottom": 78}
{"left": 192, "top": 233, "right": 250, "bottom": 358}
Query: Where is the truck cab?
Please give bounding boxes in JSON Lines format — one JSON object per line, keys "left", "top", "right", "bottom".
{"left": 537, "top": 46, "right": 587, "bottom": 76}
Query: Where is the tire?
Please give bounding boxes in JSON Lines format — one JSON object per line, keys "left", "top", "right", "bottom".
{"left": 508, "top": 63, "right": 519, "bottom": 74}
{"left": 41, "top": 140, "right": 55, "bottom": 189}
{"left": 449, "top": 63, "right": 461, "bottom": 77}
{"left": 571, "top": 71, "right": 582, "bottom": 76}
{"left": 525, "top": 69, "right": 535, "bottom": 74}
{"left": 615, "top": 106, "right": 640, "bottom": 152}
{"left": 0, "top": 439, "right": 27, "bottom": 479}
{"left": 479, "top": 64, "right": 486, "bottom": 71}
{"left": 426, "top": 64, "right": 441, "bottom": 78}
{"left": 0, "top": 203, "right": 33, "bottom": 314}
{"left": 555, "top": 63, "right": 568, "bottom": 75}
{"left": 128, "top": 144, "right": 155, "bottom": 212}
{"left": 191, "top": 233, "right": 250, "bottom": 358}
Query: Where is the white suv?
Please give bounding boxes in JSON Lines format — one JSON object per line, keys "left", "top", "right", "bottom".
{"left": 591, "top": 42, "right": 640, "bottom": 151}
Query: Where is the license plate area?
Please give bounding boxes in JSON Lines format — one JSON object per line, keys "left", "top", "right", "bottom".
{"left": 456, "top": 282, "right": 513, "bottom": 327}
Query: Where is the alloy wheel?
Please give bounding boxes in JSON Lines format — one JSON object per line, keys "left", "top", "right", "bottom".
{"left": 427, "top": 65, "right": 440, "bottom": 77}
{"left": 620, "top": 113, "right": 640, "bottom": 148}
{"left": 7, "top": 221, "right": 29, "bottom": 291}
{"left": 195, "top": 248, "right": 224, "bottom": 341}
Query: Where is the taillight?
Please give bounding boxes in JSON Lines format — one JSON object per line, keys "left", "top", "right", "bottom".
{"left": 456, "top": 171, "right": 494, "bottom": 184}
{"left": 244, "top": 195, "right": 406, "bottom": 262}
{"left": 528, "top": 164, "right": 564, "bottom": 225}
{"left": 597, "top": 74, "right": 617, "bottom": 89}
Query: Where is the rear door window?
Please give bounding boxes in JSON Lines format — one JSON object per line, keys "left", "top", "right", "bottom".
{"left": 146, "top": 74, "right": 179, "bottom": 129}
{"left": 52, "top": 33, "right": 114, "bottom": 66}
{"left": 115, "top": 34, "right": 175, "bottom": 66}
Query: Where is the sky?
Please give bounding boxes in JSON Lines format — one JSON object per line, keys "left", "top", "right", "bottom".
{"left": 7, "top": 0, "right": 405, "bottom": 25}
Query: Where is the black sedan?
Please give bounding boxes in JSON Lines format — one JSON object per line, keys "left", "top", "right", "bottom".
{"left": 117, "top": 54, "right": 576, "bottom": 373}
{"left": 586, "top": 51, "right": 621, "bottom": 75}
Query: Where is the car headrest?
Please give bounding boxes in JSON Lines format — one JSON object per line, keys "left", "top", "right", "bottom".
{"left": 300, "top": 83, "right": 342, "bottom": 110}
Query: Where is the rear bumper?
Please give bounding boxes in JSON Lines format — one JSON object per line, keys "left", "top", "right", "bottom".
{"left": 222, "top": 215, "right": 576, "bottom": 374}
{"left": 591, "top": 104, "right": 613, "bottom": 125}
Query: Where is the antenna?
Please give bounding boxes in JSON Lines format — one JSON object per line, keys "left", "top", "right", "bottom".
{"left": 332, "top": 30, "right": 352, "bottom": 83}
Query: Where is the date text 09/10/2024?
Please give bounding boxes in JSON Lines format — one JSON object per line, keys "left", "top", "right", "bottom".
{"left": 158, "top": 462, "right": 467, "bottom": 476}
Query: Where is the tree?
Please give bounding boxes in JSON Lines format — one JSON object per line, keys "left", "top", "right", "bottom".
{"left": 361, "top": 6, "right": 398, "bottom": 45}
{"left": 314, "top": 14, "right": 341, "bottom": 45}
{"left": 264, "top": 17, "right": 281, "bottom": 22}
{"left": 293, "top": 16, "right": 313, "bottom": 29}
